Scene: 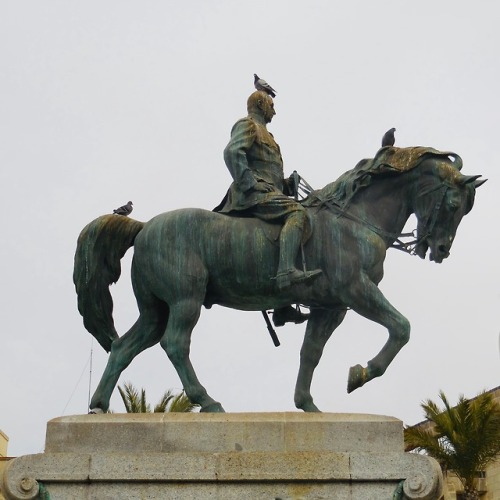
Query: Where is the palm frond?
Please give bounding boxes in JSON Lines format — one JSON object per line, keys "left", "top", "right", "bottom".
{"left": 154, "top": 389, "right": 174, "bottom": 413}
{"left": 167, "top": 391, "right": 200, "bottom": 413}
{"left": 404, "top": 390, "right": 500, "bottom": 494}
{"left": 117, "top": 383, "right": 199, "bottom": 414}
{"left": 118, "top": 382, "right": 151, "bottom": 413}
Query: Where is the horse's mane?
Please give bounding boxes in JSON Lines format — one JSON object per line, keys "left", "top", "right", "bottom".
{"left": 303, "top": 146, "right": 461, "bottom": 209}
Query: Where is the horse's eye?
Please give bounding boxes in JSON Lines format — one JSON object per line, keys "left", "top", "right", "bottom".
{"left": 446, "top": 193, "right": 460, "bottom": 210}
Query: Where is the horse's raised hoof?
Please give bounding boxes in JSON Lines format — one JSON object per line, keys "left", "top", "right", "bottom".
{"left": 347, "top": 364, "right": 368, "bottom": 393}
{"left": 200, "top": 402, "right": 225, "bottom": 413}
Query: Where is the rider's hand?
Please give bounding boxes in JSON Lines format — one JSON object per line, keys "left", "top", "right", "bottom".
{"left": 284, "top": 171, "right": 300, "bottom": 197}
{"left": 253, "top": 182, "right": 274, "bottom": 193}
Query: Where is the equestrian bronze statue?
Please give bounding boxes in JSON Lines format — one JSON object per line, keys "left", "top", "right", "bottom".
{"left": 74, "top": 93, "right": 484, "bottom": 414}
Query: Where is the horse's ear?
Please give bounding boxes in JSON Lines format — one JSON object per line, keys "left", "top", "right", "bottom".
{"left": 474, "top": 178, "right": 487, "bottom": 188}
{"left": 458, "top": 174, "right": 482, "bottom": 186}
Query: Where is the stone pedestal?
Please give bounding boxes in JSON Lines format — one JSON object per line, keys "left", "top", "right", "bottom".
{"left": 1, "top": 413, "right": 442, "bottom": 499}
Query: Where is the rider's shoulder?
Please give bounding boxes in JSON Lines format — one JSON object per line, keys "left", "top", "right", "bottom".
{"left": 230, "top": 116, "right": 257, "bottom": 134}
{"left": 234, "top": 116, "right": 256, "bottom": 127}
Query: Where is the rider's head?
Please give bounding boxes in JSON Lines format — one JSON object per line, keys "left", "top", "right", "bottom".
{"left": 247, "top": 91, "right": 275, "bottom": 124}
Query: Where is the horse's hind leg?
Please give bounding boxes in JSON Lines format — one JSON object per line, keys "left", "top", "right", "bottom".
{"left": 294, "top": 307, "right": 347, "bottom": 412}
{"left": 160, "top": 298, "right": 224, "bottom": 413}
{"left": 90, "top": 300, "right": 168, "bottom": 413}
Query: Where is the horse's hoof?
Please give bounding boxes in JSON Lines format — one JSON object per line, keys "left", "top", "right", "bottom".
{"left": 347, "top": 364, "right": 368, "bottom": 393}
{"left": 200, "top": 402, "right": 225, "bottom": 413}
{"left": 301, "top": 403, "right": 322, "bottom": 413}
{"left": 89, "top": 408, "right": 104, "bottom": 414}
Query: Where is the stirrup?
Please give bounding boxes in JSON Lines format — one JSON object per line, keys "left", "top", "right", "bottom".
{"left": 275, "top": 268, "right": 322, "bottom": 290}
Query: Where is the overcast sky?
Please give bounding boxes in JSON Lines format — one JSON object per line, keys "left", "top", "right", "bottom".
{"left": 1, "top": 1, "right": 499, "bottom": 457}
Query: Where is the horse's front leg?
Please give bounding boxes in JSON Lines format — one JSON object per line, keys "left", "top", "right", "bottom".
{"left": 344, "top": 276, "right": 410, "bottom": 393}
{"left": 295, "top": 307, "right": 347, "bottom": 412}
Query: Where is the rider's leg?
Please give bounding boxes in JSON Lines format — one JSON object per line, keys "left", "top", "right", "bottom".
{"left": 275, "top": 210, "right": 322, "bottom": 290}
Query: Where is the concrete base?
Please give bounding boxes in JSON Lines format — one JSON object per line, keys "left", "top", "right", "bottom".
{"left": 1, "top": 413, "right": 442, "bottom": 499}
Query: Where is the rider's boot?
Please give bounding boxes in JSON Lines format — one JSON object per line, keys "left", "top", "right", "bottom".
{"left": 272, "top": 305, "right": 310, "bottom": 327}
{"left": 275, "top": 219, "right": 322, "bottom": 290}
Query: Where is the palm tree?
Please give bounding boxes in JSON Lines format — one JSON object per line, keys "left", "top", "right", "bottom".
{"left": 404, "top": 390, "right": 500, "bottom": 500}
{"left": 117, "top": 382, "right": 199, "bottom": 413}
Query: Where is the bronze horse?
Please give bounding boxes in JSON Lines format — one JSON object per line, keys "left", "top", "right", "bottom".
{"left": 74, "top": 147, "right": 484, "bottom": 413}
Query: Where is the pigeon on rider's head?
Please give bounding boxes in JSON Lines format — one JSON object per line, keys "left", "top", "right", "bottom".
{"left": 381, "top": 127, "right": 396, "bottom": 147}
{"left": 254, "top": 74, "right": 277, "bottom": 98}
{"left": 113, "top": 201, "right": 133, "bottom": 216}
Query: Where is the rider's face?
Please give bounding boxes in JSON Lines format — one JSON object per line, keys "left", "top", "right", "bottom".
{"left": 261, "top": 98, "right": 276, "bottom": 123}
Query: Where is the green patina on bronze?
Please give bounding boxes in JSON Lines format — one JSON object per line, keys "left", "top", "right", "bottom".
{"left": 74, "top": 215, "right": 144, "bottom": 352}
{"left": 73, "top": 89, "right": 485, "bottom": 414}
{"left": 305, "top": 146, "right": 464, "bottom": 211}
{"left": 215, "top": 90, "right": 321, "bottom": 291}
{"left": 74, "top": 146, "right": 484, "bottom": 413}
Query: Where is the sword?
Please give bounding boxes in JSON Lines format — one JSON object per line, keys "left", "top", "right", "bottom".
{"left": 261, "top": 311, "right": 280, "bottom": 347}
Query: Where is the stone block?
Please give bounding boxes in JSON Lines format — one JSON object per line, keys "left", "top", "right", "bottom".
{"left": 1, "top": 413, "right": 442, "bottom": 500}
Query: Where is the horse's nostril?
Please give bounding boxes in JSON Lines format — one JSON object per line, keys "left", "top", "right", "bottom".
{"left": 438, "top": 244, "right": 448, "bottom": 255}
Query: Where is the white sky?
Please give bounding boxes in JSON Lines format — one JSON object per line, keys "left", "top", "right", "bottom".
{"left": 1, "top": 1, "right": 498, "bottom": 457}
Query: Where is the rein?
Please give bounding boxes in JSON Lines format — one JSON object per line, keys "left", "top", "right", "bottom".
{"left": 297, "top": 175, "right": 449, "bottom": 256}
{"left": 410, "top": 182, "right": 449, "bottom": 249}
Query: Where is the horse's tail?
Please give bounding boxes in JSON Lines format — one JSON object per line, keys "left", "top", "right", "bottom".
{"left": 73, "top": 214, "right": 145, "bottom": 352}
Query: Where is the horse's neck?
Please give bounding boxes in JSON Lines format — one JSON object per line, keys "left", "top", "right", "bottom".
{"left": 347, "top": 174, "right": 413, "bottom": 245}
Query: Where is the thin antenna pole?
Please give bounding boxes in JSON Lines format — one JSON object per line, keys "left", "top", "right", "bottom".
{"left": 60, "top": 349, "right": 91, "bottom": 416}
{"left": 87, "top": 339, "right": 94, "bottom": 411}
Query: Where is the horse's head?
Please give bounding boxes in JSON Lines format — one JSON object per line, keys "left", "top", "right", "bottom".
{"left": 413, "top": 159, "right": 485, "bottom": 263}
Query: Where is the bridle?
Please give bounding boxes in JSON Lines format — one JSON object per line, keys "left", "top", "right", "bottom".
{"left": 408, "top": 182, "right": 451, "bottom": 254}
{"left": 296, "top": 173, "right": 451, "bottom": 256}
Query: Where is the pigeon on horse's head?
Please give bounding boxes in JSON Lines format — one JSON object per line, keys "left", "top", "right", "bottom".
{"left": 381, "top": 128, "right": 396, "bottom": 147}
